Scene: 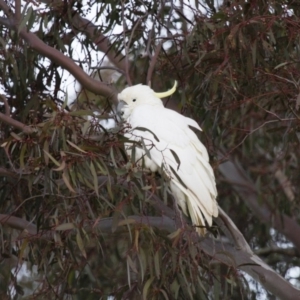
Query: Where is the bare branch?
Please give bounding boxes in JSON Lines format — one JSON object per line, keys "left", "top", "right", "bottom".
{"left": 0, "top": 214, "right": 37, "bottom": 235}
{"left": 19, "top": 29, "right": 117, "bottom": 103}
{"left": 255, "top": 135, "right": 295, "bottom": 202}
{"left": 146, "top": 40, "right": 163, "bottom": 86}
{"left": 71, "top": 13, "right": 128, "bottom": 73}
{"left": 218, "top": 154, "right": 300, "bottom": 252}
{"left": 200, "top": 238, "right": 300, "bottom": 300}
{"left": 216, "top": 207, "right": 252, "bottom": 253}
{"left": 255, "top": 246, "right": 300, "bottom": 257}
{"left": 36, "top": 0, "right": 133, "bottom": 84}
{"left": 0, "top": 167, "right": 19, "bottom": 178}
{"left": 33, "top": 0, "right": 129, "bottom": 76}
{"left": 145, "top": 28, "right": 154, "bottom": 59}
{"left": 15, "top": 0, "right": 21, "bottom": 25}
{"left": 91, "top": 66, "right": 125, "bottom": 75}
{"left": 0, "top": 111, "right": 34, "bottom": 134}
{"left": 0, "top": 5, "right": 118, "bottom": 104}
{"left": 121, "top": 0, "right": 132, "bottom": 85}
{"left": 272, "top": 164, "right": 295, "bottom": 202}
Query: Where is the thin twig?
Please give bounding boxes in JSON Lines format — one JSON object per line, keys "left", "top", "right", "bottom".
{"left": 145, "top": 28, "right": 154, "bottom": 59}
{"left": 121, "top": 1, "right": 132, "bottom": 86}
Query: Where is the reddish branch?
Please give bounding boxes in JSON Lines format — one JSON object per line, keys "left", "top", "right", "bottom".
{"left": 0, "top": 112, "right": 34, "bottom": 134}
{"left": 0, "top": 94, "right": 37, "bottom": 134}
{"left": 0, "top": 1, "right": 118, "bottom": 104}
{"left": 33, "top": 0, "right": 130, "bottom": 78}
{"left": 0, "top": 167, "right": 19, "bottom": 178}
{"left": 19, "top": 30, "right": 117, "bottom": 103}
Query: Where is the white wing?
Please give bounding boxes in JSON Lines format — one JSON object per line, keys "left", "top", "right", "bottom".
{"left": 125, "top": 105, "right": 218, "bottom": 234}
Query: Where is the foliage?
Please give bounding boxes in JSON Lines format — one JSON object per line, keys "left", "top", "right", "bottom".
{"left": 0, "top": 0, "right": 300, "bottom": 299}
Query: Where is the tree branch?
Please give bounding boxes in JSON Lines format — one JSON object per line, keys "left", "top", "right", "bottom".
{"left": 146, "top": 40, "right": 163, "bottom": 86}
{"left": 0, "top": 214, "right": 37, "bottom": 235}
{"left": 218, "top": 155, "right": 300, "bottom": 252}
{"left": 255, "top": 246, "right": 300, "bottom": 257}
{"left": 200, "top": 238, "right": 300, "bottom": 300}
{"left": 15, "top": 0, "right": 21, "bottom": 25}
{"left": 216, "top": 207, "right": 252, "bottom": 253}
{"left": 0, "top": 111, "right": 35, "bottom": 134}
{"left": 31, "top": 0, "right": 131, "bottom": 83}
{"left": 121, "top": 0, "right": 132, "bottom": 85}
{"left": 91, "top": 66, "right": 125, "bottom": 75}
{"left": 71, "top": 13, "right": 128, "bottom": 73}
{"left": 0, "top": 167, "right": 19, "bottom": 178}
{"left": 0, "top": 7, "right": 118, "bottom": 104}
{"left": 19, "top": 29, "right": 117, "bottom": 103}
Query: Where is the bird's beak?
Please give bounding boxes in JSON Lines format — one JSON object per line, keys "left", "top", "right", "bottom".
{"left": 117, "top": 100, "right": 127, "bottom": 117}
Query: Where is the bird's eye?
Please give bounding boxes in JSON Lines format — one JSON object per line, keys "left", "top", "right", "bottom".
{"left": 132, "top": 99, "right": 136, "bottom": 102}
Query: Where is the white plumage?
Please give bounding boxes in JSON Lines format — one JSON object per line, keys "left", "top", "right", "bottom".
{"left": 117, "top": 83, "right": 218, "bottom": 234}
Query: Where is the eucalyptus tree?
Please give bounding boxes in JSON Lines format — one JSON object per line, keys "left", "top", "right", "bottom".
{"left": 0, "top": 0, "right": 299, "bottom": 299}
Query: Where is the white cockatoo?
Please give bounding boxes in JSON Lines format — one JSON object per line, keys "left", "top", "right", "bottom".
{"left": 117, "top": 82, "right": 218, "bottom": 235}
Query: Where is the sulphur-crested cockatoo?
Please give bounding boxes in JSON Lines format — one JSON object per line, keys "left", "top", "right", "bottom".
{"left": 117, "top": 82, "right": 218, "bottom": 235}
